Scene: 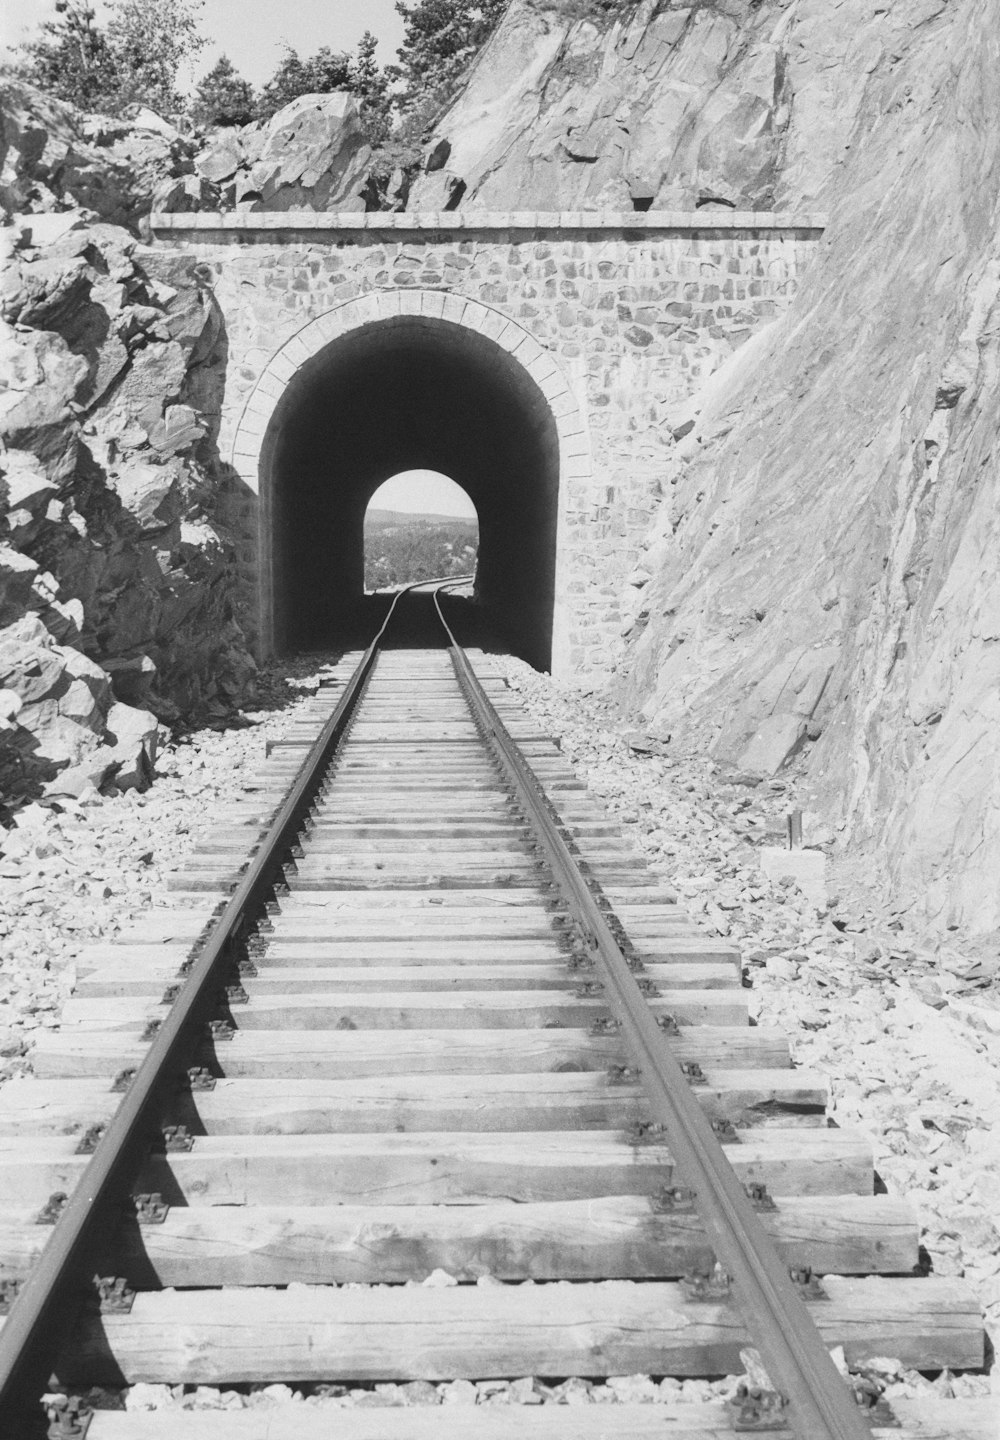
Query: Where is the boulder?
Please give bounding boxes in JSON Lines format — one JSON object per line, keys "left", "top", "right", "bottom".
{"left": 0, "top": 618, "right": 112, "bottom": 767}
{"left": 3, "top": 452, "right": 57, "bottom": 512}
{"left": 43, "top": 752, "right": 116, "bottom": 798}
{"left": 0, "top": 548, "right": 40, "bottom": 623}
{"left": 1, "top": 81, "right": 195, "bottom": 228}
{"left": 195, "top": 129, "right": 246, "bottom": 185}
{"left": 0, "top": 321, "right": 87, "bottom": 446}
{"left": 110, "top": 458, "right": 184, "bottom": 531}
{"left": 240, "top": 93, "right": 371, "bottom": 211}
{"left": 103, "top": 653, "right": 157, "bottom": 707}
{"left": 103, "top": 700, "right": 159, "bottom": 791}
{"left": 0, "top": 688, "right": 23, "bottom": 732}
{"left": 152, "top": 172, "right": 221, "bottom": 213}
{"left": 760, "top": 847, "right": 827, "bottom": 909}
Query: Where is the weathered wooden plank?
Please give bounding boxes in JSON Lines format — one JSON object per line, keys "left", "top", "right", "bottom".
{"left": 268, "top": 885, "right": 680, "bottom": 909}
{"left": 294, "top": 803, "right": 619, "bottom": 822}
{"left": 82, "top": 1397, "right": 1000, "bottom": 1440}
{"left": 257, "top": 939, "right": 726, "bottom": 963}
{"left": 261, "top": 847, "right": 540, "bottom": 867}
{"left": 284, "top": 870, "right": 657, "bottom": 892}
{"left": 290, "top": 852, "right": 642, "bottom": 873}
{"left": 0, "top": 1128, "right": 874, "bottom": 1205}
{"left": 55, "top": 987, "right": 748, "bottom": 1032}
{"left": 0, "top": 1196, "right": 916, "bottom": 1286}
{"left": 75, "top": 962, "right": 739, "bottom": 999}
{"left": 31, "top": 1024, "right": 791, "bottom": 1081}
{"left": 0, "top": 1066, "right": 816, "bottom": 1138}
{"left": 46, "top": 1277, "right": 983, "bottom": 1385}
{"left": 276, "top": 838, "right": 639, "bottom": 859}
{"left": 306, "top": 820, "right": 622, "bottom": 837}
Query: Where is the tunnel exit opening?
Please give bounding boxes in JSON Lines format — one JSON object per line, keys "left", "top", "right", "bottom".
{"left": 363, "top": 472, "right": 479, "bottom": 593}
{"left": 258, "top": 313, "right": 562, "bottom": 671}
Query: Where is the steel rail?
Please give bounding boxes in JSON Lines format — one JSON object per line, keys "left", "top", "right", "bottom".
{"left": 432, "top": 589, "right": 873, "bottom": 1440}
{"left": 0, "top": 588, "right": 415, "bottom": 1427}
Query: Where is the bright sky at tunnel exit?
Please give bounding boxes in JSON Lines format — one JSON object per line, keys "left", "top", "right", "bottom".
{"left": 368, "top": 473, "right": 478, "bottom": 519}
{"left": 0, "top": 0, "right": 405, "bottom": 86}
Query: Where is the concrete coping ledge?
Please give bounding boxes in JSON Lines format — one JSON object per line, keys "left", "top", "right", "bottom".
{"left": 149, "top": 209, "right": 827, "bottom": 239}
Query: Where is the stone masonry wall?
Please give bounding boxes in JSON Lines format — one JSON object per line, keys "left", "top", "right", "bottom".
{"left": 150, "top": 213, "right": 822, "bottom": 675}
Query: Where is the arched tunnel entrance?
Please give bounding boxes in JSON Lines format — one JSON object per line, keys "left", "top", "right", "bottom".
{"left": 259, "top": 315, "right": 561, "bottom": 670}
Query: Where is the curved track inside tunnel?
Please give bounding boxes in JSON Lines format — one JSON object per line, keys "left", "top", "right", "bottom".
{"left": 260, "top": 315, "right": 561, "bottom": 670}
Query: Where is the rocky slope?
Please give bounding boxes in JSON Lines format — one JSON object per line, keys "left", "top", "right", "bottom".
{"left": 405, "top": 0, "right": 915, "bottom": 213}
{"left": 1, "top": 85, "right": 257, "bottom": 804}
{"left": 619, "top": 0, "right": 1000, "bottom": 935}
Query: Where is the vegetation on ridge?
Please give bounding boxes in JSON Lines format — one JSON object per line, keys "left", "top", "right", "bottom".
{"left": 12, "top": 0, "right": 510, "bottom": 150}
{"left": 15, "top": 0, "right": 206, "bottom": 116}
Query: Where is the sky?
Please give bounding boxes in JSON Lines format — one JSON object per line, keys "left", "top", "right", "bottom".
{"left": 369, "top": 474, "right": 478, "bottom": 520}
{"left": 1, "top": 0, "right": 406, "bottom": 85}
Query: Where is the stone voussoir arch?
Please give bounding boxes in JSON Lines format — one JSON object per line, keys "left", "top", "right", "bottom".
{"left": 229, "top": 288, "right": 593, "bottom": 491}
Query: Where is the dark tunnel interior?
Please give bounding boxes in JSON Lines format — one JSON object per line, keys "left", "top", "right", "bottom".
{"left": 261, "top": 316, "right": 561, "bottom": 670}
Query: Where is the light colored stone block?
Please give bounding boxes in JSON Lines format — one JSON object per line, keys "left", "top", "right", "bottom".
{"left": 760, "top": 847, "right": 826, "bottom": 908}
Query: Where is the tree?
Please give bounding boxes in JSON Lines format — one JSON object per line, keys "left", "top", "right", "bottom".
{"left": 15, "top": 0, "right": 206, "bottom": 115}
{"left": 392, "top": 0, "right": 508, "bottom": 130}
{"left": 256, "top": 44, "right": 354, "bottom": 120}
{"left": 15, "top": 1, "right": 115, "bottom": 112}
{"left": 351, "top": 30, "right": 393, "bottom": 147}
{"left": 104, "top": 0, "right": 206, "bottom": 113}
{"left": 191, "top": 55, "right": 255, "bottom": 128}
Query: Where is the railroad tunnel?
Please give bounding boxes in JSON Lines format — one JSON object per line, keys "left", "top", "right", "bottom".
{"left": 259, "top": 315, "right": 562, "bottom": 670}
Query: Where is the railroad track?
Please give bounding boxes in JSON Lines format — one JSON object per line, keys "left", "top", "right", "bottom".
{"left": 0, "top": 588, "right": 988, "bottom": 1438}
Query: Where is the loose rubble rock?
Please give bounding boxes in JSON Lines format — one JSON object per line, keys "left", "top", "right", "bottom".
{"left": 0, "top": 80, "right": 206, "bottom": 230}
{"left": 194, "top": 93, "right": 371, "bottom": 212}
{"left": 0, "top": 658, "right": 334, "bottom": 1089}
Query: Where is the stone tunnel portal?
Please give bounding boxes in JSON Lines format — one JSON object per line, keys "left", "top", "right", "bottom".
{"left": 260, "top": 316, "right": 561, "bottom": 670}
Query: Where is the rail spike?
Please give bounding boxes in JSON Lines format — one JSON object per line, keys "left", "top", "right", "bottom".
{"left": 649, "top": 1184, "right": 696, "bottom": 1213}
{"left": 45, "top": 1395, "right": 93, "bottom": 1439}
{"left": 92, "top": 1276, "right": 135, "bottom": 1315}
{"left": 36, "top": 1193, "right": 69, "bottom": 1226}
{"left": 74, "top": 1124, "right": 105, "bottom": 1156}
{"left": 682, "top": 1261, "right": 733, "bottom": 1303}
{"left": 727, "top": 1382, "right": 789, "bottom": 1432}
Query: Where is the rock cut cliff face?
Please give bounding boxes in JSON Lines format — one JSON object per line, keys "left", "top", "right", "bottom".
{"left": 620, "top": 0, "right": 1000, "bottom": 935}
{"left": 408, "top": 0, "right": 918, "bottom": 213}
